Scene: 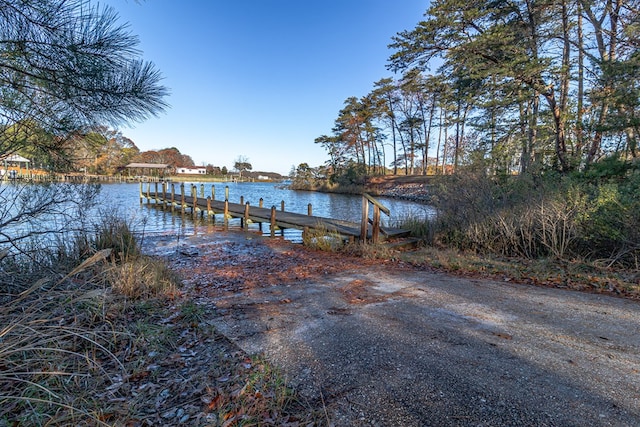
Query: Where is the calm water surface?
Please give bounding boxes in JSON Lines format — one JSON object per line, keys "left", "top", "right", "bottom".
{"left": 102, "top": 181, "right": 433, "bottom": 242}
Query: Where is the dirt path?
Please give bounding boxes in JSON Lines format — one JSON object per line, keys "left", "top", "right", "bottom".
{"left": 146, "top": 231, "right": 640, "bottom": 426}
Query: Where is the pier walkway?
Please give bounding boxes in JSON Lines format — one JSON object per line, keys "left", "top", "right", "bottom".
{"left": 141, "top": 182, "right": 410, "bottom": 243}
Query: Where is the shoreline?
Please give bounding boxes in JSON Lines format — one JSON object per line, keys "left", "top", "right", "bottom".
{"left": 288, "top": 175, "right": 435, "bottom": 204}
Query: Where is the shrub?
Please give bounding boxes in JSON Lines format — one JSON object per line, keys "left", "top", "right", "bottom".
{"left": 410, "top": 164, "right": 640, "bottom": 267}
{"left": 108, "top": 255, "right": 179, "bottom": 299}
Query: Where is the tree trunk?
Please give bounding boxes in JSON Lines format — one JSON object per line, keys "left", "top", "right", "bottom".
{"left": 545, "top": 91, "right": 570, "bottom": 172}
{"left": 576, "top": 1, "right": 584, "bottom": 158}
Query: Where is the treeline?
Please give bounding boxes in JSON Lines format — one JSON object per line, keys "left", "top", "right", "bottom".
{"left": 296, "top": 1, "right": 640, "bottom": 268}
{"left": 308, "top": 0, "right": 639, "bottom": 181}
{"left": 2, "top": 124, "right": 200, "bottom": 174}
{"left": 3, "top": 121, "right": 256, "bottom": 176}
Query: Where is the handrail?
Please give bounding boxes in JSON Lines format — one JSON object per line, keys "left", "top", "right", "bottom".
{"left": 360, "top": 193, "right": 391, "bottom": 243}
{"left": 362, "top": 193, "right": 390, "bottom": 216}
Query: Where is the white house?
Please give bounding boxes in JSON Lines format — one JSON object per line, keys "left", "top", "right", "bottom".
{"left": 176, "top": 166, "right": 206, "bottom": 175}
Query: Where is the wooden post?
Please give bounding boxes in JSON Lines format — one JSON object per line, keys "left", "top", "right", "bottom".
{"left": 243, "top": 202, "right": 250, "bottom": 229}
{"left": 372, "top": 205, "right": 381, "bottom": 244}
{"left": 207, "top": 197, "right": 212, "bottom": 221}
{"left": 211, "top": 186, "right": 215, "bottom": 200}
{"left": 161, "top": 181, "right": 167, "bottom": 209}
{"left": 308, "top": 203, "right": 312, "bottom": 216}
{"left": 259, "top": 198, "right": 264, "bottom": 208}
{"left": 146, "top": 182, "right": 150, "bottom": 205}
{"left": 154, "top": 182, "right": 159, "bottom": 203}
{"left": 225, "top": 185, "right": 229, "bottom": 201}
{"left": 281, "top": 200, "right": 285, "bottom": 211}
{"left": 240, "top": 195, "right": 244, "bottom": 205}
{"left": 200, "top": 184, "right": 204, "bottom": 198}
{"left": 139, "top": 181, "right": 143, "bottom": 204}
{"left": 270, "top": 206, "right": 276, "bottom": 237}
{"left": 360, "top": 196, "right": 369, "bottom": 243}
{"left": 224, "top": 200, "right": 229, "bottom": 221}
{"left": 180, "top": 183, "right": 185, "bottom": 213}
{"left": 171, "top": 183, "right": 175, "bottom": 212}
{"left": 192, "top": 187, "right": 198, "bottom": 218}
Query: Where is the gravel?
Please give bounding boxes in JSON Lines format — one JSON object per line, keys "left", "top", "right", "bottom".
{"left": 151, "top": 232, "right": 640, "bottom": 426}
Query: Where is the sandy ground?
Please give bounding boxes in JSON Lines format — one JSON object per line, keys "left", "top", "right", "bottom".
{"left": 145, "top": 230, "right": 640, "bottom": 426}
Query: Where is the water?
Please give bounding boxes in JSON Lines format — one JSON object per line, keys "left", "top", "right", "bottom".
{"left": 105, "top": 181, "right": 434, "bottom": 242}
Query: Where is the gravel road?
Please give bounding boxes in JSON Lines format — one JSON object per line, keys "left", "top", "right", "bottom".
{"left": 152, "top": 232, "right": 640, "bottom": 426}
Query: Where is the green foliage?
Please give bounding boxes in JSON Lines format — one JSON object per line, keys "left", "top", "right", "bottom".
{"left": 578, "top": 156, "right": 634, "bottom": 183}
{"left": 314, "top": 0, "right": 640, "bottom": 178}
{"left": 571, "top": 159, "right": 640, "bottom": 264}
{"left": 414, "top": 166, "right": 640, "bottom": 267}
{"left": 289, "top": 162, "right": 317, "bottom": 189}
{"left": 331, "top": 161, "right": 368, "bottom": 186}
{"left": 179, "top": 299, "right": 207, "bottom": 323}
{"left": 0, "top": 0, "right": 168, "bottom": 161}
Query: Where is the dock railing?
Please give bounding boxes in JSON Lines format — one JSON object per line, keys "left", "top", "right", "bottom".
{"left": 361, "top": 193, "right": 391, "bottom": 244}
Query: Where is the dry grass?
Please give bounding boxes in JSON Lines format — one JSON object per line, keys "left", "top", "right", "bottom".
{"left": 106, "top": 255, "right": 179, "bottom": 299}
{"left": 398, "top": 245, "right": 640, "bottom": 299}
{"left": 302, "top": 225, "right": 345, "bottom": 252}
{"left": 0, "top": 245, "right": 178, "bottom": 425}
{"left": 1, "top": 219, "right": 323, "bottom": 426}
{"left": 341, "top": 241, "right": 395, "bottom": 260}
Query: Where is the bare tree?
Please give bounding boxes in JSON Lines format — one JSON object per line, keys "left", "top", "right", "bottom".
{"left": 233, "top": 155, "right": 252, "bottom": 178}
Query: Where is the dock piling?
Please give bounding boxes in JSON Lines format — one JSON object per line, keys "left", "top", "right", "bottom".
{"left": 243, "top": 202, "right": 250, "bottom": 228}
{"left": 192, "top": 186, "right": 197, "bottom": 218}
{"left": 360, "top": 196, "right": 369, "bottom": 243}
{"left": 270, "top": 206, "right": 276, "bottom": 237}
{"left": 180, "top": 183, "right": 185, "bottom": 213}
{"left": 171, "top": 183, "right": 175, "bottom": 212}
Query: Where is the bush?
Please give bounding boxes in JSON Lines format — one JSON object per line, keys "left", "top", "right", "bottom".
{"left": 573, "top": 161, "right": 640, "bottom": 266}
{"left": 409, "top": 163, "right": 640, "bottom": 267}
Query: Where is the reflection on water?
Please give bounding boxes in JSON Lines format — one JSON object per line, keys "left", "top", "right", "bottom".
{"left": 91, "top": 182, "right": 435, "bottom": 242}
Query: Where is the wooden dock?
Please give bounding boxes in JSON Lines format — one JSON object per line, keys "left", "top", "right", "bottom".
{"left": 140, "top": 182, "right": 410, "bottom": 243}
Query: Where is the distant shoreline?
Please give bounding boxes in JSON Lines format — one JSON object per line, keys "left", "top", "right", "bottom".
{"left": 288, "top": 175, "right": 434, "bottom": 204}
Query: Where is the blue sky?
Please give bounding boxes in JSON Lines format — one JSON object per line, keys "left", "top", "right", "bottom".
{"left": 103, "top": 1, "right": 428, "bottom": 175}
